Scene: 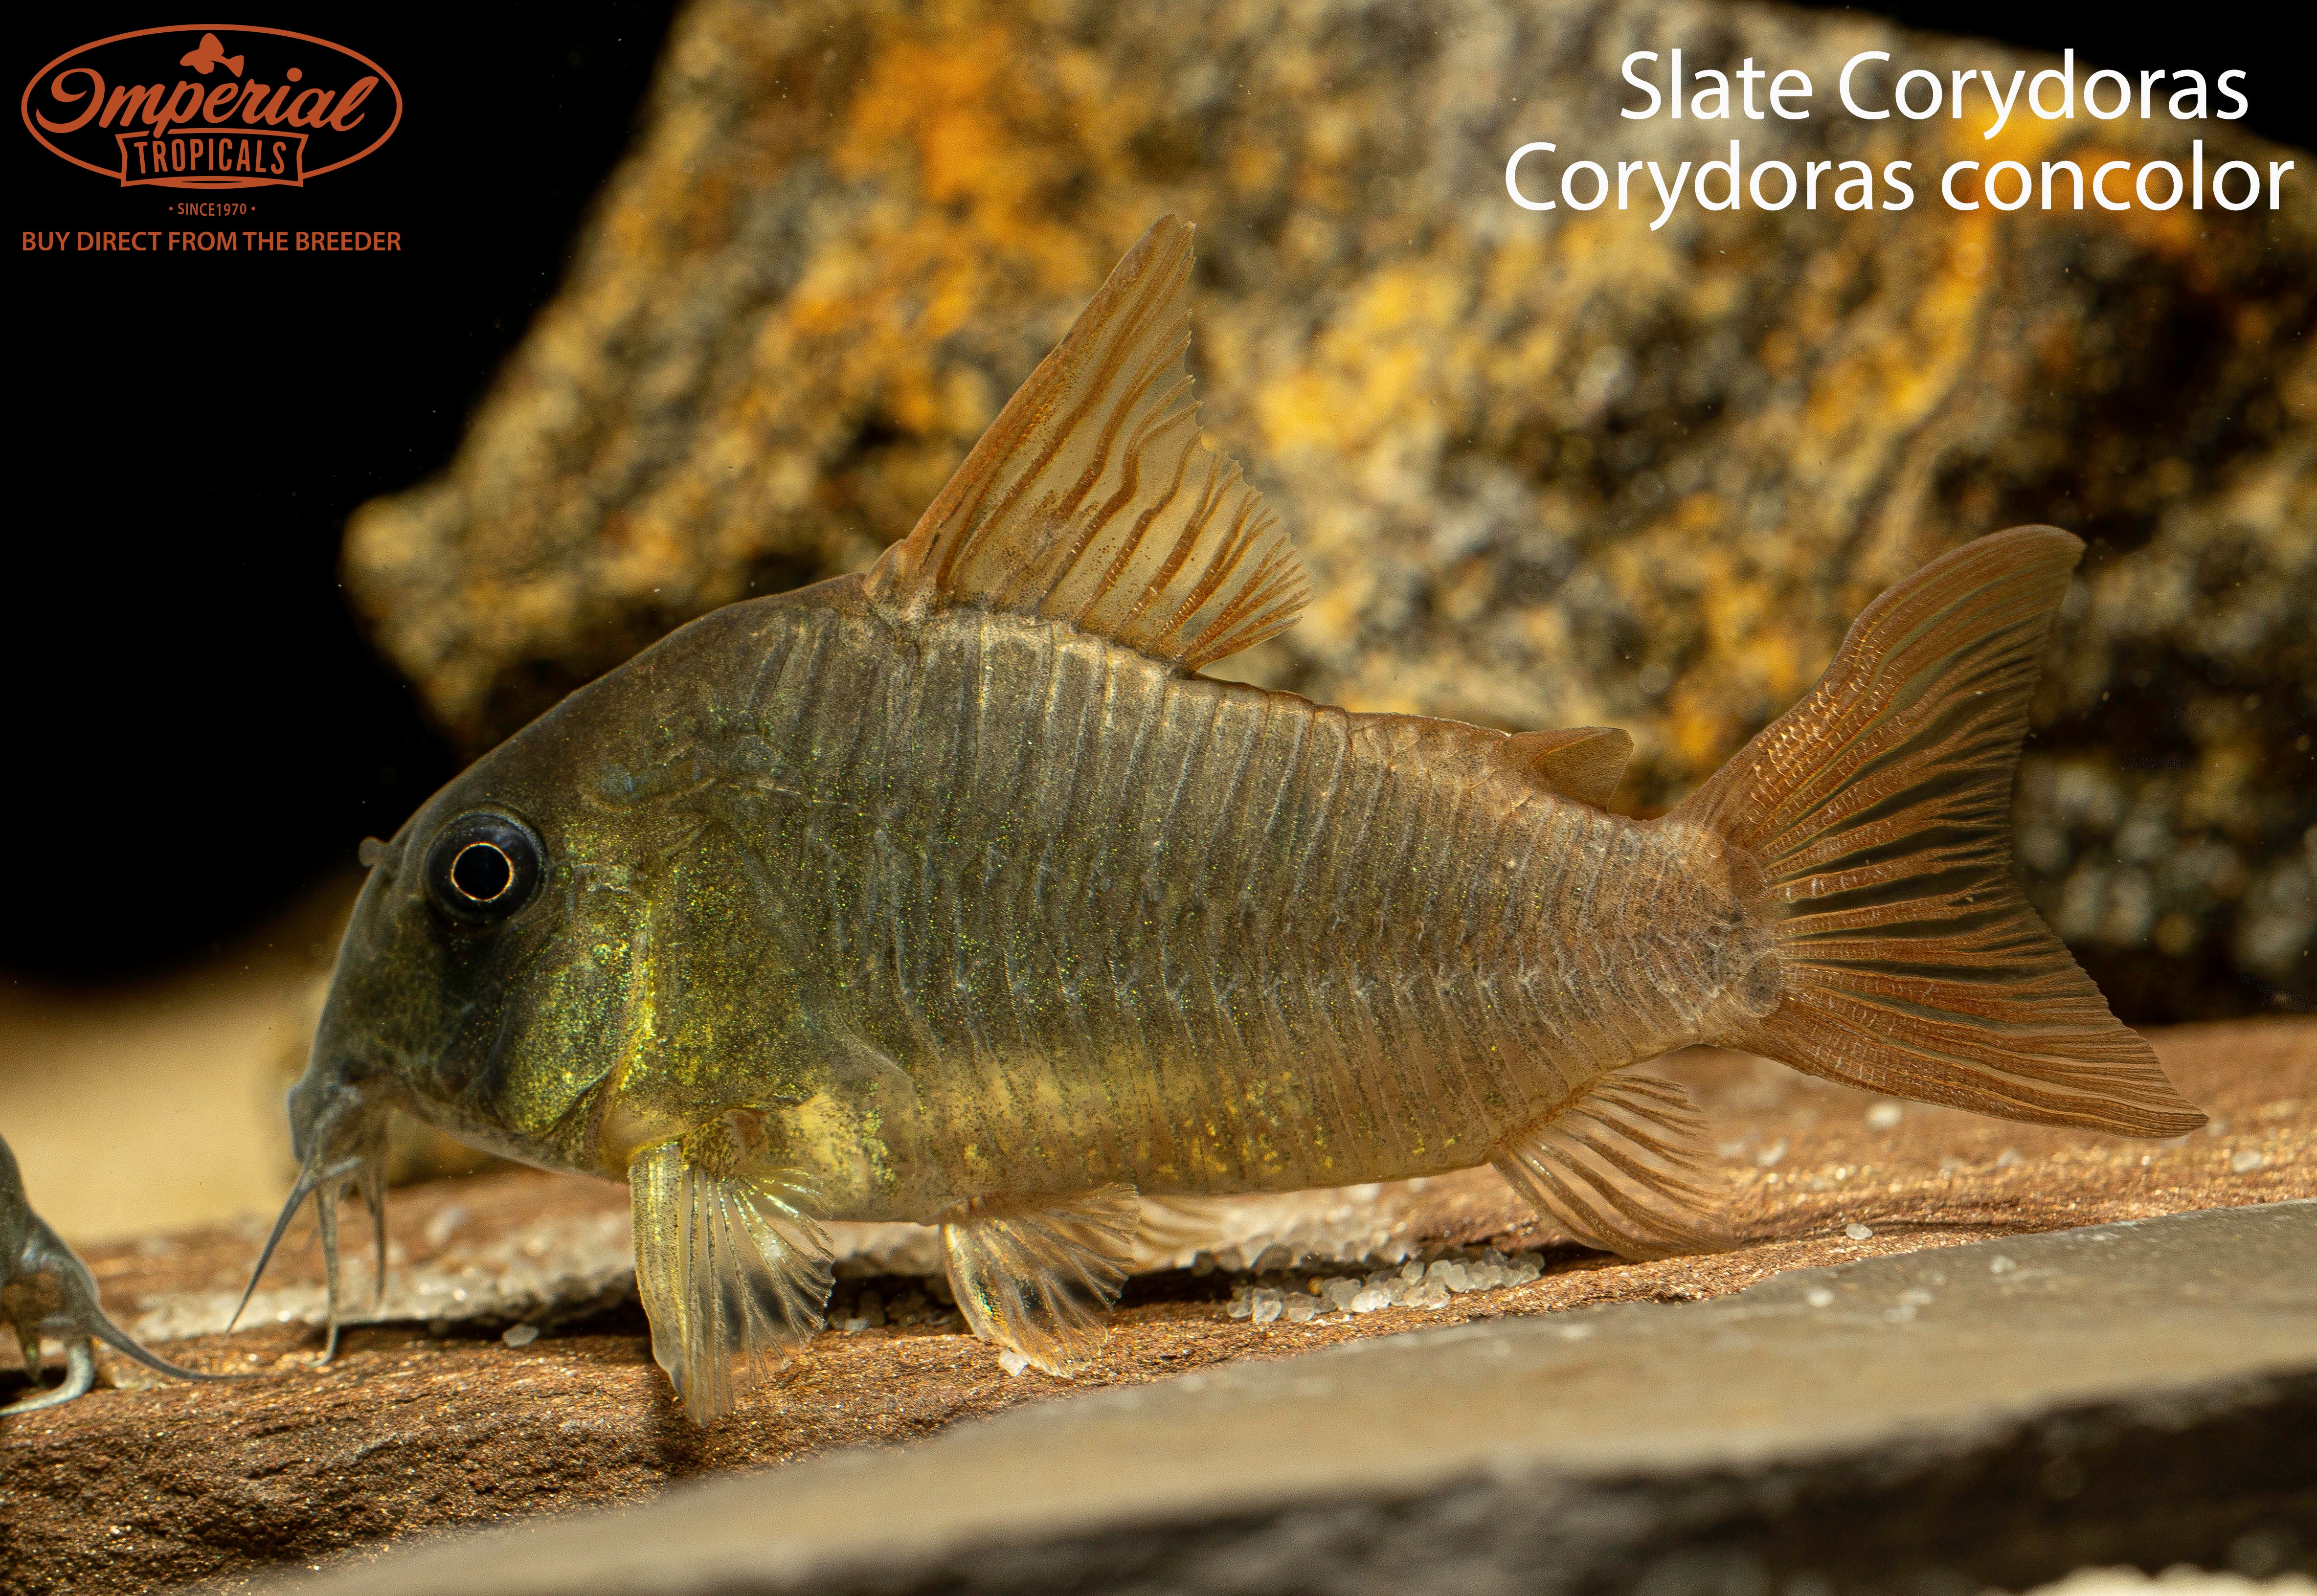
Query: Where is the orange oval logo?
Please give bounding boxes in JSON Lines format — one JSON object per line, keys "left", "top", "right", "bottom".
{"left": 21, "top": 25, "right": 401, "bottom": 188}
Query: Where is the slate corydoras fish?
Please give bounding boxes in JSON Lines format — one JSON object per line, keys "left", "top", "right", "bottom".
{"left": 255, "top": 218, "right": 2204, "bottom": 1421}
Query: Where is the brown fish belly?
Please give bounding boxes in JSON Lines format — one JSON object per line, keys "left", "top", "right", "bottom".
{"left": 744, "top": 597, "right": 1770, "bottom": 1205}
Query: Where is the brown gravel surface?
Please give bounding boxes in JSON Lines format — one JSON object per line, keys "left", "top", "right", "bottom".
{"left": 2, "top": 1018, "right": 2308, "bottom": 1596}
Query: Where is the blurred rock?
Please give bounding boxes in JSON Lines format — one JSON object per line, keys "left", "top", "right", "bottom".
{"left": 343, "top": 0, "right": 2315, "bottom": 1018}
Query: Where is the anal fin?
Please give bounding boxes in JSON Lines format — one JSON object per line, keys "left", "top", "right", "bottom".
{"left": 1492, "top": 1072, "right": 1726, "bottom": 1259}
{"left": 630, "top": 1114, "right": 835, "bottom": 1424}
{"left": 942, "top": 1185, "right": 1138, "bottom": 1375}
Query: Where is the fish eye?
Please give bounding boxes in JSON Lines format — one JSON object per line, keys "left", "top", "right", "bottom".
{"left": 422, "top": 811, "right": 544, "bottom": 925}
{"left": 451, "top": 842, "right": 513, "bottom": 901}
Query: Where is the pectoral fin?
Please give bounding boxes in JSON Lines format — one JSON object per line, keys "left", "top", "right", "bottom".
{"left": 941, "top": 1185, "right": 1138, "bottom": 1375}
{"left": 1491, "top": 1072, "right": 1727, "bottom": 1259}
{"left": 629, "top": 1118, "right": 835, "bottom": 1424}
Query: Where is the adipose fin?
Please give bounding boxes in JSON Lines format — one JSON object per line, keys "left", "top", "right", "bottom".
{"left": 1503, "top": 727, "right": 1635, "bottom": 809}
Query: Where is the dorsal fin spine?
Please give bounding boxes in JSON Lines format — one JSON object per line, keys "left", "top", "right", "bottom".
{"left": 864, "top": 217, "right": 1307, "bottom": 672}
{"left": 980, "top": 269, "right": 1186, "bottom": 616}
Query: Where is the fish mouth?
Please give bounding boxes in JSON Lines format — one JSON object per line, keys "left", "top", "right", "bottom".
{"left": 229, "top": 1059, "right": 394, "bottom": 1359}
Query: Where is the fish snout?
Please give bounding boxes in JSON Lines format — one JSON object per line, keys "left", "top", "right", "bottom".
{"left": 235, "top": 1060, "right": 398, "bottom": 1353}
{"left": 287, "top": 1060, "right": 387, "bottom": 1171}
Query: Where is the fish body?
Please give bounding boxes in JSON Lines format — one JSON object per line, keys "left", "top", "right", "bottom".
{"left": 382, "top": 593, "right": 1767, "bottom": 1209}
{"left": 1, "top": 1131, "right": 223, "bottom": 1413}
{"left": 262, "top": 218, "right": 2204, "bottom": 1421}
{"left": 785, "top": 605, "right": 1761, "bottom": 1203}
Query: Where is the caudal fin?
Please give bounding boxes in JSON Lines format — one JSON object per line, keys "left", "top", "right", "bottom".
{"left": 1675, "top": 526, "right": 2204, "bottom": 1138}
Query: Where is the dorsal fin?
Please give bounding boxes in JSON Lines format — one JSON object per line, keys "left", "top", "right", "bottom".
{"left": 863, "top": 217, "right": 1308, "bottom": 672}
{"left": 1503, "top": 727, "right": 1633, "bottom": 809}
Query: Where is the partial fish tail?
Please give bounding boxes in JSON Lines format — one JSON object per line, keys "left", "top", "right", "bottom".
{"left": 1674, "top": 525, "right": 2204, "bottom": 1137}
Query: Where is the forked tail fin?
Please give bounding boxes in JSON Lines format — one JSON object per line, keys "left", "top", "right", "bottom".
{"left": 1674, "top": 526, "right": 2204, "bottom": 1137}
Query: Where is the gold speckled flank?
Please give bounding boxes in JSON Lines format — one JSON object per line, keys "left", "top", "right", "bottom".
{"left": 594, "top": 600, "right": 1768, "bottom": 1206}
{"left": 260, "top": 219, "right": 2204, "bottom": 1420}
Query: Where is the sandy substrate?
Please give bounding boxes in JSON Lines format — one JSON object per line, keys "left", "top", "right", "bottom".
{"left": 1, "top": 1017, "right": 2308, "bottom": 1595}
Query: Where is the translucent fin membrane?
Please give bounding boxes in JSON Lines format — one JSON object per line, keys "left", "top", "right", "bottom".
{"left": 1676, "top": 528, "right": 2205, "bottom": 1138}
{"left": 865, "top": 217, "right": 1308, "bottom": 673}
{"left": 1130, "top": 1193, "right": 1238, "bottom": 1269}
{"left": 630, "top": 1140, "right": 833, "bottom": 1425}
{"left": 942, "top": 1184, "right": 1138, "bottom": 1375}
{"left": 1492, "top": 1073, "right": 1725, "bottom": 1259}
{"left": 1501, "top": 726, "right": 1634, "bottom": 809}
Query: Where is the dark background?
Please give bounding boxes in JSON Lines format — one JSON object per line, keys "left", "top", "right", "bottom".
{"left": 7, "top": 3, "right": 2306, "bottom": 986}
{"left": 10, "top": 3, "right": 681, "bottom": 980}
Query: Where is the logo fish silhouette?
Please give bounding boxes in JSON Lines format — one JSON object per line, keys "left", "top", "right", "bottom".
{"left": 178, "top": 33, "right": 243, "bottom": 77}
